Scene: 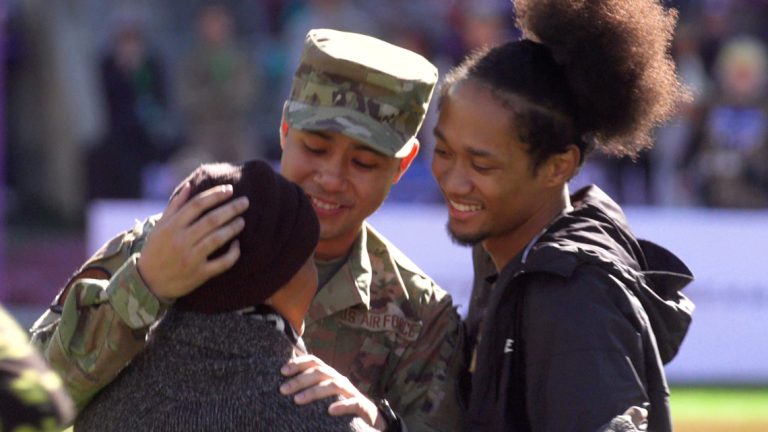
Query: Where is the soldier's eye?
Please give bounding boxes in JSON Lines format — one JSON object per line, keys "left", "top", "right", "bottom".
{"left": 433, "top": 147, "right": 450, "bottom": 158}
{"left": 303, "top": 142, "right": 325, "bottom": 154}
{"left": 353, "top": 159, "right": 377, "bottom": 170}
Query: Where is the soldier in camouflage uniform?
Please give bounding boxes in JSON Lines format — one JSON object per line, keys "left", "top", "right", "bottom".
{"left": 1, "top": 304, "right": 74, "bottom": 431}
{"left": 31, "top": 29, "right": 463, "bottom": 431}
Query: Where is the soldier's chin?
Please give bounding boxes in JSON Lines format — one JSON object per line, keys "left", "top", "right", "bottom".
{"left": 446, "top": 224, "right": 486, "bottom": 247}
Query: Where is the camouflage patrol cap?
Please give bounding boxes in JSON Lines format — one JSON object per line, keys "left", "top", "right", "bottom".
{"left": 284, "top": 28, "right": 438, "bottom": 158}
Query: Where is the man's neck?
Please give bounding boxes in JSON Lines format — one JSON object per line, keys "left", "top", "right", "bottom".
{"left": 314, "top": 226, "right": 363, "bottom": 261}
{"left": 483, "top": 187, "right": 571, "bottom": 272}
{"left": 265, "top": 302, "right": 305, "bottom": 337}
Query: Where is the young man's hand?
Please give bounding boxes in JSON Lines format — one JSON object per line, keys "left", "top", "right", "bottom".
{"left": 598, "top": 406, "right": 649, "bottom": 432}
{"left": 137, "top": 183, "right": 249, "bottom": 301}
{"left": 280, "top": 354, "right": 387, "bottom": 430}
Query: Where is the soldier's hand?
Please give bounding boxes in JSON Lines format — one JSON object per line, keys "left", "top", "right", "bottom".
{"left": 280, "top": 355, "right": 387, "bottom": 430}
{"left": 137, "top": 183, "right": 249, "bottom": 301}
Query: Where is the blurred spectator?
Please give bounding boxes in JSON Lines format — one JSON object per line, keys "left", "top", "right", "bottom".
{"left": 86, "top": 12, "right": 173, "bottom": 200}
{"left": 441, "top": 0, "right": 517, "bottom": 66}
{"left": 651, "top": 24, "right": 712, "bottom": 206}
{"left": 279, "top": 0, "right": 381, "bottom": 120}
{"left": 685, "top": 35, "right": 768, "bottom": 208}
{"left": 1, "top": 304, "right": 74, "bottom": 430}
{"left": 698, "top": 0, "right": 735, "bottom": 76}
{"left": 361, "top": 0, "right": 449, "bottom": 55}
{"left": 282, "top": 0, "right": 380, "bottom": 56}
{"left": 170, "top": 3, "right": 260, "bottom": 185}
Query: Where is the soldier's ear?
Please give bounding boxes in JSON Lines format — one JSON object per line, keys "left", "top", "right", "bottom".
{"left": 279, "top": 120, "right": 289, "bottom": 149}
{"left": 281, "top": 119, "right": 289, "bottom": 137}
{"left": 279, "top": 103, "right": 290, "bottom": 149}
{"left": 393, "top": 139, "right": 419, "bottom": 184}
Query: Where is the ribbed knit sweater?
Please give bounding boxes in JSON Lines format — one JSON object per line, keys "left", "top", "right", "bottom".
{"left": 75, "top": 309, "right": 372, "bottom": 431}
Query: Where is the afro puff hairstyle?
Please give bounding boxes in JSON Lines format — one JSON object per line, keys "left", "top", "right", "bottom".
{"left": 441, "top": 0, "right": 690, "bottom": 168}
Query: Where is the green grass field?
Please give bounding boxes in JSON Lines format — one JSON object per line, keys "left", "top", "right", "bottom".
{"left": 671, "top": 386, "right": 768, "bottom": 431}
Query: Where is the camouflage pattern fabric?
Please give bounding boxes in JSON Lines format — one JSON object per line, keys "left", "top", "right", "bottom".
{"left": 304, "top": 224, "right": 464, "bottom": 431}
{"left": 29, "top": 218, "right": 465, "bottom": 431}
{"left": 285, "top": 28, "right": 438, "bottom": 158}
{"left": 1, "top": 305, "right": 74, "bottom": 431}
{"left": 29, "top": 217, "right": 169, "bottom": 412}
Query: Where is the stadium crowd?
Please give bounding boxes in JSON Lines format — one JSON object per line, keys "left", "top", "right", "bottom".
{"left": 4, "top": 0, "right": 768, "bottom": 217}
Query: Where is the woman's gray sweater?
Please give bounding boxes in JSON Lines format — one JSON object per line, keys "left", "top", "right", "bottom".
{"left": 75, "top": 309, "right": 372, "bottom": 431}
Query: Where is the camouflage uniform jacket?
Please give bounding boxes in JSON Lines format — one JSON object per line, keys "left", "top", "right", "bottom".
{"left": 30, "top": 218, "right": 464, "bottom": 431}
{"left": 303, "top": 223, "right": 464, "bottom": 431}
{"left": 1, "top": 305, "right": 74, "bottom": 431}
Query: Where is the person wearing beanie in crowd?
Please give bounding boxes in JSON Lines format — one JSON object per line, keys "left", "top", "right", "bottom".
{"left": 432, "top": 0, "right": 694, "bottom": 431}
{"left": 74, "top": 160, "right": 372, "bottom": 431}
{"left": 32, "top": 29, "right": 462, "bottom": 431}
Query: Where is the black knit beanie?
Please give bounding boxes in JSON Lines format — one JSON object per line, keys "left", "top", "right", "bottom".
{"left": 172, "top": 160, "right": 319, "bottom": 314}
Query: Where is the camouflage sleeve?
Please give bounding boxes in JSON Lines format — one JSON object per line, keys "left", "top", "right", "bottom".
{"left": 385, "top": 281, "right": 465, "bottom": 432}
{"left": 29, "top": 217, "right": 169, "bottom": 412}
{"left": 1, "top": 305, "right": 75, "bottom": 431}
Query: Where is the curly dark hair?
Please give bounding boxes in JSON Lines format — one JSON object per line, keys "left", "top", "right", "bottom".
{"left": 440, "top": 0, "right": 689, "bottom": 168}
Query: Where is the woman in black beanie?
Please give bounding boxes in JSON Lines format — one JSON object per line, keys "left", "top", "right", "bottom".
{"left": 76, "top": 160, "right": 373, "bottom": 431}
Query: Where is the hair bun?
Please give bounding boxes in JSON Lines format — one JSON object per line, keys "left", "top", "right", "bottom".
{"left": 515, "top": 0, "right": 689, "bottom": 156}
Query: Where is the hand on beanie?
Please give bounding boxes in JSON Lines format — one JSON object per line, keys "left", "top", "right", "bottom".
{"left": 138, "top": 183, "right": 249, "bottom": 302}
{"left": 172, "top": 160, "right": 319, "bottom": 314}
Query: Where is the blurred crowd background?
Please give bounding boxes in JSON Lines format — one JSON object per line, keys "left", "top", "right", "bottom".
{"left": 1, "top": 0, "right": 767, "bottom": 303}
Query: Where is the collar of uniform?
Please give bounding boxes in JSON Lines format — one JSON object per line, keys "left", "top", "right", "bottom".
{"left": 305, "top": 225, "right": 372, "bottom": 326}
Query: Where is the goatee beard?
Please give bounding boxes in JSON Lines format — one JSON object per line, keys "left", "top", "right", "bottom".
{"left": 446, "top": 223, "right": 486, "bottom": 247}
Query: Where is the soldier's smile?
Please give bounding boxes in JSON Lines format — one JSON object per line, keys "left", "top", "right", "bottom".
{"left": 310, "top": 195, "right": 348, "bottom": 217}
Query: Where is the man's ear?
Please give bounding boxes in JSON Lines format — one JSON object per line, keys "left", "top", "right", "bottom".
{"left": 279, "top": 119, "right": 289, "bottom": 150}
{"left": 279, "top": 102, "right": 290, "bottom": 149}
{"left": 393, "top": 139, "right": 420, "bottom": 184}
{"left": 543, "top": 144, "right": 580, "bottom": 186}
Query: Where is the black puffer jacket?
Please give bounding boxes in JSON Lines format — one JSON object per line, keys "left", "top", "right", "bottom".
{"left": 466, "top": 185, "right": 694, "bottom": 432}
